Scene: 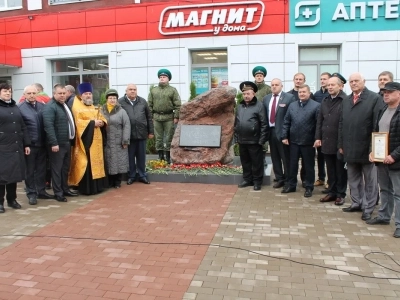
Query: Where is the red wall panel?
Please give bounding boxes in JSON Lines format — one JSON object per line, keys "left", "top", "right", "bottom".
{"left": 31, "top": 14, "right": 58, "bottom": 31}
{"left": 86, "top": 25, "right": 116, "bottom": 44}
{"left": 5, "top": 19, "right": 31, "bottom": 34}
{"left": 31, "top": 30, "right": 59, "bottom": 48}
{"left": 116, "top": 23, "right": 147, "bottom": 42}
{"left": 115, "top": 6, "right": 147, "bottom": 24}
{"left": 5, "top": 32, "right": 32, "bottom": 49}
{"left": 57, "top": 12, "right": 86, "bottom": 29}
{"left": 58, "top": 28, "right": 87, "bottom": 46}
{"left": 86, "top": 9, "right": 116, "bottom": 27}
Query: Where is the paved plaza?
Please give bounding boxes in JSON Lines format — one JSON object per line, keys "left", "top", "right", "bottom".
{"left": 0, "top": 179, "right": 400, "bottom": 300}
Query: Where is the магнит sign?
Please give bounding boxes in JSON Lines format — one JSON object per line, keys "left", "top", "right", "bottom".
{"left": 159, "top": 1, "right": 265, "bottom": 36}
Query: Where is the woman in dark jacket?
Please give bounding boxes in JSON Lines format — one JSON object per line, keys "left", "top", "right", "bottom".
{"left": 0, "top": 83, "right": 31, "bottom": 213}
{"left": 101, "top": 89, "right": 131, "bottom": 188}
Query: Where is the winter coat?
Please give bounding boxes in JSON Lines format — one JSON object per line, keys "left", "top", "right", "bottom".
{"left": 0, "top": 99, "right": 31, "bottom": 184}
{"left": 234, "top": 97, "right": 268, "bottom": 145}
{"left": 118, "top": 95, "right": 154, "bottom": 140}
{"left": 42, "top": 98, "right": 73, "bottom": 146}
{"left": 282, "top": 99, "right": 320, "bottom": 146}
{"left": 374, "top": 105, "right": 400, "bottom": 170}
{"left": 18, "top": 100, "right": 46, "bottom": 147}
{"left": 255, "top": 82, "right": 271, "bottom": 101}
{"left": 315, "top": 91, "right": 346, "bottom": 155}
{"left": 101, "top": 104, "right": 131, "bottom": 175}
{"left": 313, "top": 87, "right": 329, "bottom": 103}
{"left": 148, "top": 83, "right": 181, "bottom": 121}
{"left": 338, "top": 88, "right": 383, "bottom": 163}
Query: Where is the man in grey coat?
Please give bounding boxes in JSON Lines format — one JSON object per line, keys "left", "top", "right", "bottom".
{"left": 339, "top": 73, "right": 383, "bottom": 221}
{"left": 263, "top": 78, "right": 295, "bottom": 188}
{"left": 119, "top": 84, "right": 154, "bottom": 185}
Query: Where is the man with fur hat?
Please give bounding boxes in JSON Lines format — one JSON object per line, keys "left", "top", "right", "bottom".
{"left": 234, "top": 81, "right": 268, "bottom": 191}
{"left": 252, "top": 66, "right": 271, "bottom": 101}
{"left": 148, "top": 69, "right": 181, "bottom": 164}
{"left": 69, "top": 82, "right": 108, "bottom": 195}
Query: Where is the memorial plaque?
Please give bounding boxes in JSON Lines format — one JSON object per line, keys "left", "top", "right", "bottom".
{"left": 179, "top": 125, "right": 221, "bottom": 147}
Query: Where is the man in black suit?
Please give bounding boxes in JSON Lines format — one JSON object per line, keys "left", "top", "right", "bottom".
{"left": 263, "top": 78, "right": 296, "bottom": 188}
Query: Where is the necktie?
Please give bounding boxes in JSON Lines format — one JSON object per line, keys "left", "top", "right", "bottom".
{"left": 270, "top": 94, "right": 277, "bottom": 124}
{"left": 353, "top": 94, "right": 359, "bottom": 104}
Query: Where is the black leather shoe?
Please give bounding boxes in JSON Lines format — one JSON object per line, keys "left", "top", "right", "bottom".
{"left": 361, "top": 212, "right": 371, "bottom": 221}
{"left": 366, "top": 217, "right": 390, "bottom": 225}
{"left": 304, "top": 188, "right": 312, "bottom": 198}
{"left": 0, "top": 205, "right": 4, "bottom": 213}
{"left": 127, "top": 178, "right": 135, "bottom": 185}
{"left": 64, "top": 190, "right": 79, "bottom": 197}
{"left": 28, "top": 197, "right": 37, "bottom": 205}
{"left": 238, "top": 181, "right": 253, "bottom": 188}
{"left": 7, "top": 200, "right": 21, "bottom": 209}
{"left": 393, "top": 228, "right": 400, "bottom": 238}
{"left": 281, "top": 186, "right": 296, "bottom": 193}
{"left": 273, "top": 181, "right": 285, "bottom": 189}
{"left": 253, "top": 185, "right": 261, "bottom": 191}
{"left": 139, "top": 177, "right": 150, "bottom": 184}
{"left": 55, "top": 195, "right": 67, "bottom": 202}
{"left": 38, "top": 191, "right": 54, "bottom": 199}
{"left": 342, "top": 206, "right": 362, "bottom": 212}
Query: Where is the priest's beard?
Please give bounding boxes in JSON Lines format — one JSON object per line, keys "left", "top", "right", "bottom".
{"left": 82, "top": 98, "right": 93, "bottom": 106}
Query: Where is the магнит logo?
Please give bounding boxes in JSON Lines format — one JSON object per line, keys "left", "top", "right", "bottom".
{"left": 159, "top": 1, "right": 265, "bottom": 36}
{"left": 294, "top": 0, "right": 321, "bottom": 27}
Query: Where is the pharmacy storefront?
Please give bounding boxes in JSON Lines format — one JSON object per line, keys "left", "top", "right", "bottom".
{"left": 0, "top": 0, "right": 399, "bottom": 102}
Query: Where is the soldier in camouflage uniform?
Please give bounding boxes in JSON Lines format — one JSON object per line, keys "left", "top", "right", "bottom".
{"left": 253, "top": 66, "right": 271, "bottom": 101}
{"left": 148, "top": 69, "right": 181, "bottom": 164}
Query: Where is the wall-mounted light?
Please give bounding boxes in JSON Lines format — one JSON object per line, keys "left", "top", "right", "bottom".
{"left": 28, "top": 16, "right": 34, "bottom": 20}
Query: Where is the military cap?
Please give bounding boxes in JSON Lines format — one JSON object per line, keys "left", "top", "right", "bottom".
{"left": 252, "top": 66, "right": 267, "bottom": 77}
{"left": 78, "top": 82, "right": 93, "bottom": 94}
{"left": 331, "top": 73, "right": 347, "bottom": 84}
{"left": 239, "top": 81, "right": 258, "bottom": 93}
{"left": 158, "top": 69, "right": 172, "bottom": 81}
{"left": 382, "top": 81, "right": 400, "bottom": 91}
{"left": 105, "top": 88, "right": 119, "bottom": 99}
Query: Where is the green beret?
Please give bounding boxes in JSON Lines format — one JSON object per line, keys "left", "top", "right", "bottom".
{"left": 158, "top": 69, "right": 172, "bottom": 81}
{"left": 105, "top": 88, "right": 119, "bottom": 98}
{"left": 331, "top": 73, "right": 347, "bottom": 84}
{"left": 252, "top": 66, "right": 267, "bottom": 77}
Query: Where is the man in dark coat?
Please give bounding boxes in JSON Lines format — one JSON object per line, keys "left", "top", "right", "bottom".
{"left": 119, "top": 84, "right": 154, "bottom": 185}
{"left": 313, "top": 72, "right": 331, "bottom": 188}
{"left": 314, "top": 74, "right": 347, "bottom": 206}
{"left": 338, "top": 72, "right": 383, "bottom": 221}
{"left": 19, "top": 85, "right": 54, "bottom": 205}
{"left": 282, "top": 84, "right": 320, "bottom": 197}
{"left": 0, "top": 83, "right": 31, "bottom": 213}
{"left": 43, "top": 84, "right": 78, "bottom": 202}
{"left": 263, "top": 78, "right": 295, "bottom": 188}
{"left": 235, "top": 81, "right": 268, "bottom": 191}
{"left": 367, "top": 82, "right": 400, "bottom": 238}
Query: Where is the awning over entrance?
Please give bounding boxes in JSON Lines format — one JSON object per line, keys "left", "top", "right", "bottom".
{"left": 0, "top": 44, "right": 21, "bottom": 68}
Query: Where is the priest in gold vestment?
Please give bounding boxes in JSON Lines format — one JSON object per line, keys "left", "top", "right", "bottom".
{"left": 69, "top": 82, "right": 108, "bottom": 195}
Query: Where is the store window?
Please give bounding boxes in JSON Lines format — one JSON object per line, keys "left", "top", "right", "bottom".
{"left": 51, "top": 57, "right": 109, "bottom": 105}
{"left": 298, "top": 46, "right": 340, "bottom": 92}
{"left": 0, "top": 77, "right": 12, "bottom": 85}
{"left": 191, "top": 50, "right": 228, "bottom": 95}
{"left": 0, "top": 0, "right": 22, "bottom": 11}
{"left": 49, "top": 0, "right": 96, "bottom": 5}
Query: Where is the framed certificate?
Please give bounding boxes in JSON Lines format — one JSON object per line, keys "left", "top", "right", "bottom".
{"left": 371, "top": 132, "right": 389, "bottom": 162}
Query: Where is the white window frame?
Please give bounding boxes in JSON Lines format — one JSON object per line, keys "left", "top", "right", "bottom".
{"left": 298, "top": 46, "right": 341, "bottom": 90}
{"left": 0, "top": 0, "right": 23, "bottom": 12}
{"left": 49, "top": 0, "right": 97, "bottom": 6}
